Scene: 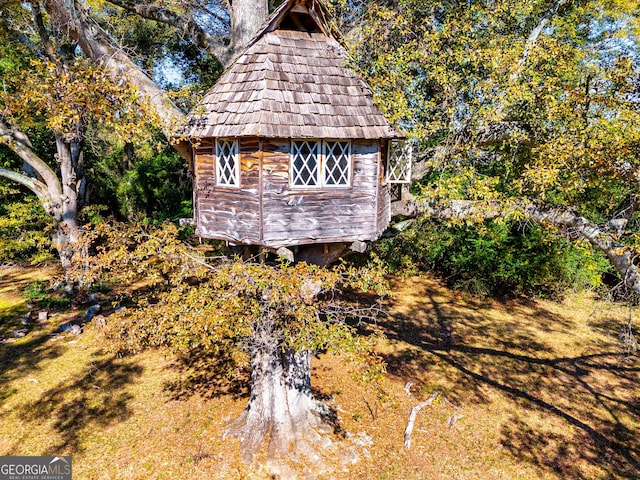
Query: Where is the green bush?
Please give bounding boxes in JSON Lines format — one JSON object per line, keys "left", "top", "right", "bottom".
{"left": 23, "top": 280, "right": 48, "bottom": 302}
{"left": 115, "top": 150, "right": 192, "bottom": 221}
{"left": 23, "top": 280, "right": 72, "bottom": 309}
{"left": 0, "top": 184, "right": 55, "bottom": 265}
{"left": 374, "top": 219, "right": 611, "bottom": 298}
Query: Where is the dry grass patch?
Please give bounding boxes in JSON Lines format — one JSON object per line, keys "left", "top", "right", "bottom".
{"left": 0, "top": 267, "right": 638, "bottom": 479}
{"left": 378, "top": 276, "right": 639, "bottom": 480}
{"left": 0, "top": 265, "right": 61, "bottom": 337}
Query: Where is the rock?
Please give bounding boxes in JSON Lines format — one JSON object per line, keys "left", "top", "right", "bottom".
{"left": 85, "top": 304, "right": 101, "bottom": 320}
{"left": 92, "top": 315, "right": 107, "bottom": 330}
{"left": 38, "top": 310, "right": 48, "bottom": 322}
{"left": 350, "top": 240, "right": 367, "bottom": 253}
{"left": 88, "top": 292, "right": 103, "bottom": 303}
{"left": 21, "top": 312, "right": 32, "bottom": 325}
{"left": 67, "top": 324, "right": 82, "bottom": 335}
{"left": 58, "top": 322, "right": 82, "bottom": 335}
{"left": 276, "top": 246, "right": 295, "bottom": 263}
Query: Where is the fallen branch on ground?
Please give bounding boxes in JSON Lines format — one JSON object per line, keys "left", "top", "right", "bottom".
{"left": 404, "top": 391, "right": 439, "bottom": 449}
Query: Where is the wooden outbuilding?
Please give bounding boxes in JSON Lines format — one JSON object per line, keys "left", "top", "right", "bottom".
{"left": 184, "top": 0, "right": 410, "bottom": 255}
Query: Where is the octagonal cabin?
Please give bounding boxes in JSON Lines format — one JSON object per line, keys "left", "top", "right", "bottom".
{"left": 184, "top": 0, "right": 410, "bottom": 252}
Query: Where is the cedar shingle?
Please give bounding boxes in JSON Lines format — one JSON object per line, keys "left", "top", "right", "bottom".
{"left": 185, "top": 29, "right": 399, "bottom": 140}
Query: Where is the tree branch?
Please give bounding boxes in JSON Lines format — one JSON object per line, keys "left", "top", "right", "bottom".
{"left": 31, "top": 1, "right": 57, "bottom": 60}
{"left": 0, "top": 166, "right": 50, "bottom": 200}
{"left": 392, "top": 197, "right": 640, "bottom": 295}
{"left": 42, "top": 0, "right": 192, "bottom": 162}
{"left": 510, "top": 0, "right": 568, "bottom": 83}
{"left": 404, "top": 391, "right": 439, "bottom": 449}
{"left": 103, "top": 0, "right": 232, "bottom": 66}
{"left": 0, "top": 116, "right": 63, "bottom": 202}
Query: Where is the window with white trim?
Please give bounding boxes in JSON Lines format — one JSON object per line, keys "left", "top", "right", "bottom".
{"left": 291, "top": 140, "right": 320, "bottom": 187}
{"left": 291, "top": 140, "right": 351, "bottom": 188}
{"left": 323, "top": 141, "right": 351, "bottom": 186}
{"left": 386, "top": 139, "right": 412, "bottom": 184}
{"left": 216, "top": 138, "right": 239, "bottom": 187}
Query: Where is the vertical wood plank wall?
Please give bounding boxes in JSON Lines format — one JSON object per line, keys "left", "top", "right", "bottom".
{"left": 194, "top": 137, "right": 384, "bottom": 246}
{"left": 377, "top": 140, "right": 392, "bottom": 238}
{"left": 261, "top": 139, "right": 380, "bottom": 246}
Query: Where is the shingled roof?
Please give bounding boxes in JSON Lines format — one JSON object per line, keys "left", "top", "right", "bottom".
{"left": 185, "top": 0, "right": 398, "bottom": 140}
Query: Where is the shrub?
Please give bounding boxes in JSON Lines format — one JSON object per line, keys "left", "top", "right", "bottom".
{"left": 0, "top": 185, "right": 55, "bottom": 265}
{"left": 375, "top": 219, "right": 611, "bottom": 298}
{"left": 22, "top": 280, "right": 72, "bottom": 309}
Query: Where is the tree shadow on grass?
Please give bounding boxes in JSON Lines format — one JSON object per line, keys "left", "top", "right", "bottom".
{"left": 0, "top": 302, "right": 30, "bottom": 339}
{"left": 0, "top": 332, "right": 67, "bottom": 407}
{"left": 0, "top": 266, "right": 62, "bottom": 337}
{"left": 10, "top": 354, "right": 143, "bottom": 455}
{"left": 162, "top": 348, "right": 250, "bottom": 401}
{"left": 380, "top": 277, "right": 640, "bottom": 479}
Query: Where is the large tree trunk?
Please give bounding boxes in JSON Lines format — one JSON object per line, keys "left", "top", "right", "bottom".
{"left": 0, "top": 117, "right": 84, "bottom": 270}
{"left": 231, "top": 0, "right": 268, "bottom": 54}
{"left": 50, "top": 131, "right": 86, "bottom": 271}
{"left": 52, "top": 218, "right": 81, "bottom": 271}
{"left": 224, "top": 319, "right": 334, "bottom": 464}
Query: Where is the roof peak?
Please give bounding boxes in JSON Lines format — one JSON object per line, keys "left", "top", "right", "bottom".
{"left": 246, "top": 0, "right": 339, "bottom": 51}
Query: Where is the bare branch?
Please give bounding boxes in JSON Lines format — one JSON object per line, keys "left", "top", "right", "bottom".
{"left": 404, "top": 391, "right": 439, "bottom": 449}
{"left": 0, "top": 166, "right": 50, "bottom": 200}
{"left": 510, "top": 0, "right": 569, "bottom": 83}
{"left": 0, "top": 116, "right": 63, "bottom": 201}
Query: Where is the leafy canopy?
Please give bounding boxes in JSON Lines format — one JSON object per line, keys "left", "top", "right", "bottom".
{"left": 349, "top": 0, "right": 640, "bottom": 217}
{"left": 71, "top": 222, "right": 388, "bottom": 383}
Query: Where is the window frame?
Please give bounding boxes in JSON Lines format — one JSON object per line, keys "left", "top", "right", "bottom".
{"left": 290, "top": 139, "right": 321, "bottom": 189}
{"left": 290, "top": 139, "right": 352, "bottom": 189}
{"left": 321, "top": 140, "right": 352, "bottom": 188}
{"left": 386, "top": 139, "right": 412, "bottom": 184}
{"left": 215, "top": 138, "right": 240, "bottom": 188}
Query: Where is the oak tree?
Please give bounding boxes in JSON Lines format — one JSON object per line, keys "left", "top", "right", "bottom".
{"left": 349, "top": 0, "right": 640, "bottom": 294}
{"left": 72, "top": 222, "right": 386, "bottom": 464}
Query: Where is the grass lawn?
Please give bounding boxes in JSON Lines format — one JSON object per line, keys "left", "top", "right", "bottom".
{"left": 0, "top": 265, "right": 638, "bottom": 479}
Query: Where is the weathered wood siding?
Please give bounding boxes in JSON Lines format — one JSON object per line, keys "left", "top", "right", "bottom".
{"left": 195, "top": 138, "right": 261, "bottom": 243}
{"left": 261, "top": 139, "right": 380, "bottom": 247}
{"left": 377, "top": 140, "right": 391, "bottom": 237}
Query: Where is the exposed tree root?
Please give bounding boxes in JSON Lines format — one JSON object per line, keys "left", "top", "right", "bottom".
{"left": 223, "top": 346, "right": 367, "bottom": 477}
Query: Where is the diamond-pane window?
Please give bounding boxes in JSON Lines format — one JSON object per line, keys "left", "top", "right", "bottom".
{"left": 387, "top": 140, "right": 412, "bottom": 184}
{"left": 216, "top": 138, "right": 239, "bottom": 187}
{"left": 290, "top": 140, "right": 352, "bottom": 189}
{"left": 291, "top": 140, "right": 320, "bottom": 187}
{"left": 323, "top": 141, "right": 351, "bottom": 187}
